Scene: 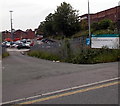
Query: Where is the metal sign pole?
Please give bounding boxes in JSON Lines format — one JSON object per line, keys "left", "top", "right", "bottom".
{"left": 88, "top": 0, "right": 91, "bottom": 48}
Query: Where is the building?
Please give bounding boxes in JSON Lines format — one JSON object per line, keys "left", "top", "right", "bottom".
{"left": 2, "top": 29, "right": 35, "bottom": 41}
{"left": 80, "top": 6, "right": 120, "bottom": 24}
{"left": 2, "top": 31, "right": 11, "bottom": 41}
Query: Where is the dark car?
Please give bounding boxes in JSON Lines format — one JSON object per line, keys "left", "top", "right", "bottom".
{"left": 41, "top": 38, "right": 56, "bottom": 44}
{"left": 17, "top": 43, "right": 30, "bottom": 49}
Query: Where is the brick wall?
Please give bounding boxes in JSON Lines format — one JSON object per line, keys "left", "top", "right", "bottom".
{"left": 80, "top": 6, "right": 120, "bottom": 24}
{"left": 91, "top": 6, "right": 118, "bottom": 23}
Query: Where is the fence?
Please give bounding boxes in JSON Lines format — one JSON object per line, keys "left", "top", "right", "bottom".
{"left": 30, "top": 36, "right": 87, "bottom": 55}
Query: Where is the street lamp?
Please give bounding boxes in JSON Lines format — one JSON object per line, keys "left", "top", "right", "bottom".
{"left": 10, "top": 10, "right": 13, "bottom": 40}
{"left": 88, "top": 0, "right": 91, "bottom": 47}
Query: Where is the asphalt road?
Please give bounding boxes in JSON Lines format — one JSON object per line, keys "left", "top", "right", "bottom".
{"left": 2, "top": 49, "right": 119, "bottom": 104}
{"left": 34, "top": 81, "right": 119, "bottom": 104}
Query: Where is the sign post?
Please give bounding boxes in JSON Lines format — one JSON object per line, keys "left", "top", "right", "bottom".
{"left": 88, "top": 0, "right": 91, "bottom": 48}
{"left": 86, "top": 38, "right": 90, "bottom": 46}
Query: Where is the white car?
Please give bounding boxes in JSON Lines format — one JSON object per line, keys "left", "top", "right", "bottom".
{"left": 5, "top": 42, "right": 11, "bottom": 47}
{"left": 25, "top": 41, "right": 31, "bottom": 47}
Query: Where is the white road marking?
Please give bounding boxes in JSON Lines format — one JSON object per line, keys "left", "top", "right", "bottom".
{"left": 1, "top": 77, "right": 120, "bottom": 105}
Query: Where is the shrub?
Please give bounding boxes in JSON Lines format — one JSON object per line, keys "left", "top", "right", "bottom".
{"left": 71, "top": 48, "right": 120, "bottom": 64}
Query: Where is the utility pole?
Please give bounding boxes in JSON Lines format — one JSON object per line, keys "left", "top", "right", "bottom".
{"left": 10, "top": 10, "right": 13, "bottom": 40}
{"left": 88, "top": 0, "right": 91, "bottom": 48}
{"left": 118, "top": 1, "right": 120, "bottom": 34}
{"left": 118, "top": 1, "right": 120, "bottom": 49}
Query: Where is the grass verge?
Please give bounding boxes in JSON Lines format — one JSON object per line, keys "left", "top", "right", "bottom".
{"left": 28, "top": 50, "right": 61, "bottom": 61}
{"left": 2, "top": 52, "right": 9, "bottom": 58}
{"left": 27, "top": 48, "right": 120, "bottom": 64}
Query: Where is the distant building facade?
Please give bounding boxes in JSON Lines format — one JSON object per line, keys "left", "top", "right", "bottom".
{"left": 80, "top": 6, "right": 120, "bottom": 24}
{"left": 2, "top": 29, "right": 35, "bottom": 41}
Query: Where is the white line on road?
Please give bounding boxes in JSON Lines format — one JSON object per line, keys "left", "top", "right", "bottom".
{"left": 1, "top": 77, "right": 120, "bottom": 105}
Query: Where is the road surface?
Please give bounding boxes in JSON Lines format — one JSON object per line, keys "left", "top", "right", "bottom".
{"left": 2, "top": 49, "right": 119, "bottom": 104}
{"left": 25, "top": 81, "right": 119, "bottom": 104}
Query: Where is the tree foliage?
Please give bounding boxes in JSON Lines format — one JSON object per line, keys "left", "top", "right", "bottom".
{"left": 37, "top": 2, "right": 80, "bottom": 37}
{"left": 98, "top": 19, "right": 112, "bottom": 29}
{"left": 91, "top": 19, "right": 114, "bottom": 31}
{"left": 80, "top": 20, "right": 88, "bottom": 30}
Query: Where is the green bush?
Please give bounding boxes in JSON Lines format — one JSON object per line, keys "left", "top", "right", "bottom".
{"left": 93, "top": 48, "right": 120, "bottom": 63}
{"left": 72, "top": 48, "right": 98, "bottom": 64}
{"left": 71, "top": 48, "right": 120, "bottom": 64}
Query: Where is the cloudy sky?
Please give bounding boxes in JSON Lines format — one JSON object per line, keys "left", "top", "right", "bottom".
{"left": 0, "top": 0, "right": 119, "bottom": 31}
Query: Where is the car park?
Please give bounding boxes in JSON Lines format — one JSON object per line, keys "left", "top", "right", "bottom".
{"left": 2, "top": 39, "right": 34, "bottom": 49}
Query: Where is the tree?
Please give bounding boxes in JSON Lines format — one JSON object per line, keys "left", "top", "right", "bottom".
{"left": 37, "top": 21, "right": 45, "bottom": 35}
{"left": 44, "top": 13, "right": 55, "bottom": 36}
{"left": 80, "top": 20, "right": 88, "bottom": 30}
{"left": 91, "top": 19, "right": 115, "bottom": 31}
{"left": 37, "top": 2, "right": 80, "bottom": 37}
{"left": 54, "top": 2, "right": 80, "bottom": 37}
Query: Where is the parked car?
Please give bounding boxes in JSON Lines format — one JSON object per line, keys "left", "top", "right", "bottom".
{"left": 11, "top": 42, "right": 17, "bottom": 48}
{"left": 3, "top": 41, "right": 12, "bottom": 48}
{"left": 25, "top": 40, "right": 34, "bottom": 47}
{"left": 2, "top": 42, "right": 7, "bottom": 47}
{"left": 37, "top": 37, "right": 43, "bottom": 40}
{"left": 17, "top": 43, "right": 30, "bottom": 49}
{"left": 41, "top": 38, "right": 55, "bottom": 43}
{"left": 12, "top": 40, "right": 22, "bottom": 48}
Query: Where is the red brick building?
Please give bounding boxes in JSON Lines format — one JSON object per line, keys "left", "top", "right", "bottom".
{"left": 2, "top": 31, "right": 11, "bottom": 41}
{"left": 80, "top": 6, "right": 120, "bottom": 24}
{"left": 2, "top": 29, "right": 36, "bottom": 41}
{"left": 13, "top": 30, "right": 27, "bottom": 39}
{"left": 25, "top": 29, "right": 35, "bottom": 39}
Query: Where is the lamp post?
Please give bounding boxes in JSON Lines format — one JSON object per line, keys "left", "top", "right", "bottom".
{"left": 88, "top": 0, "right": 91, "bottom": 48}
{"left": 10, "top": 10, "right": 13, "bottom": 40}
